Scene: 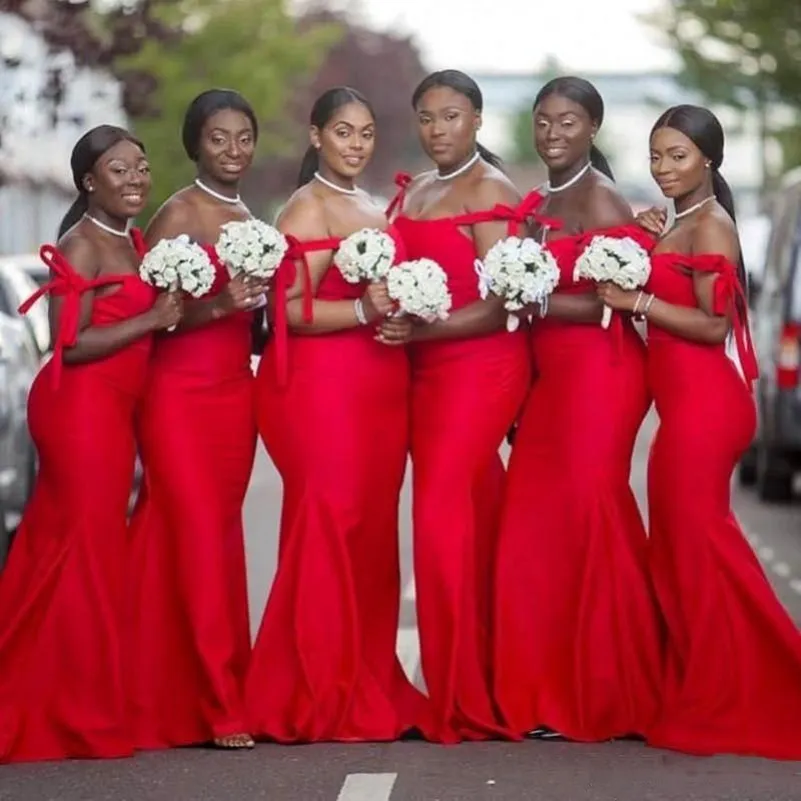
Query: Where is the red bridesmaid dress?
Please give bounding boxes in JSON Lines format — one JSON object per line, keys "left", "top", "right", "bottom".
{"left": 389, "top": 176, "right": 532, "bottom": 743}
{"left": 645, "top": 252, "right": 801, "bottom": 759}
{"left": 493, "top": 202, "right": 663, "bottom": 742}
{"left": 245, "top": 230, "right": 425, "bottom": 743}
{"left": 129, "top": 246, "right": 255, "bottom": 748}
{"left": 0, "top": 236, "right": 156, "bottom": 763}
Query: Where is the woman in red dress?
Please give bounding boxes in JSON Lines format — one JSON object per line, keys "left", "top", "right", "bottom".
{"left": 601, "top": 105, "right": 801, "bottom": 759}
{"left": 492, "top": 77, "right": 663, "bottom": 743}
{"left": 129, "top": 90, "right": 265, "bottom": 751}
{"left": 383, "top": 70, "right": 531, "bottom": 743}
{"left": 0, "top": 126, "right": 181, "bottom": 763}
{"left": 245, "top": 87, "right": 424, "bottom": 743}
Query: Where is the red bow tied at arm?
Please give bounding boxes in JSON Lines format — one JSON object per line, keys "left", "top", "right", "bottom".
{"left": 708, "top": 262, "right": 759, "bottom": 384}
{"left": 270, "top": 234, "right": 340, "bottom": 387}
{"left": 385, "top": 172, "right": 413, "bottom": 219}
{"left": 19, "top": 244, "right": 124, "bottom": 387}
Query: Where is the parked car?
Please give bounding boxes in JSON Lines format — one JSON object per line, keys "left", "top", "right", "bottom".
{"left": 0, "top": 309, "right": 38, "bottom": 556}
{"left": 0, "top": 254, "right": 51, "bottom": 356}
{"left": 739, "top": 168, "right": 801, "bottom": 501}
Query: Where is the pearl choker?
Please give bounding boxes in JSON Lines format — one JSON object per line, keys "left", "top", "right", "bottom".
{"left": 194, "top": 178, "right": 241, "bottom": 204}
{"left": 314, "top": 172, "right": 358, "bottom": 195}
{"left": 435, "top": 151, "right": 480, "bottom": 181}
{"left": 675, "top": 195, "right": 715, "bottom": 220}
{"left": 545, "top": 161, "right": 591, "bottom": 193}
{"left": 84, "top": 214, "right": 129, "bottom": 238}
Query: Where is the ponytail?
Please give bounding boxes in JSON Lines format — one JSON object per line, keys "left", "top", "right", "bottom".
{"left": 477, "top": 142, "right": 503, "bottom": 170}
{"left": 58, "top": 193, "right": 89, "bottom": 239}
{"left": 711, "top": 167, "right": 748, "bottom": 303}
{"left": 590, "top": 144, "right": 614, "bottom": 181}
{"left": 297, "top": 145, "right": 319, "bottom": 188}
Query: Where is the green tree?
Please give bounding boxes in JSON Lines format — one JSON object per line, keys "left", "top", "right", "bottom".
{"left": 114, "top": 0, "right": 336, "bottom": 217}
{"left": 643, "top": 0, "right": 801, "bottom": 180}
{"left": 9, "top": 0, "right": 336, "bottom": 218}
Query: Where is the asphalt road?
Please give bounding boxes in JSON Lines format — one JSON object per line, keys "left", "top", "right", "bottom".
{"left": 2, "top": 412, "right": 801, "bottom": 801}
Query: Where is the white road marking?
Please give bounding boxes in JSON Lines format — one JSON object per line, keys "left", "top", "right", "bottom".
{"left": 395, "top": 627, "right": 420, "bottom": 683}
{"left": 772, "top": 561, "right": 792, "bottom": 578}
{"left": 402, "top": 578, "right": 416, "bottom": 602}
{"left": 744, "top": 528, "right": 801, "bottom": 608}
{"left": 337, "top": 773, "right": 397, "bottom": 801}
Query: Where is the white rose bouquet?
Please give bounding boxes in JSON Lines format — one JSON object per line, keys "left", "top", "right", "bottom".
{"left": 139, "top": 234, "right": 215, "bottom": 330}
{"left": 387, "top": 258, "right": 452, "bottom": 323}
{"left": 479, "top": 235, "right": 560, "bottom": 331}
{"left": 334, "top": 227, "right": 396, "bottom": 284}
{"left": 216, "top": 218, "right": 288, "bottom": 281}
{"left": 573, "top": 235, "right": 652, "bottom": 328}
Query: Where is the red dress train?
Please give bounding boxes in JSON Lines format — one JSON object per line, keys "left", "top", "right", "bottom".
{"left": 128, "top": 247, "right": 255, "bottom": 748}
{"left": 0, "top": 237, "right": 156, "bottom": 763}
{"left": 645, "top": 252, "right": 801, "bottom": 759}
{"left": 391, "top": 179, "right": 532, "bottom": 743}
{"left": 493, "top": 215, "right": 663, "bottom": 742}
{"left": 245, "top": 231, "right": 425, "bottom": 742}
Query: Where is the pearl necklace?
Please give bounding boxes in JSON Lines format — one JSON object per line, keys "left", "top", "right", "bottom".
{"left": 194, "top": 178, "right": 241, "bottom": 204}
{"left": 84, "top": 214, "right": 129, "bottom": 238}
{"left": 545, "top": 161, "right": 591, "bottom": 193}
{"left": 314, "top": 172, "right": 358, "bottom": 195}
{"left": 675, "top": 195, "right": 715, "bottom": 220}
{"left": 435, "top": 150, "right": 480, "bottom": 181}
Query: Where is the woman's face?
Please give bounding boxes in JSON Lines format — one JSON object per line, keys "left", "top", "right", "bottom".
{"left": 312, "top": 101, "right": 376, "bottom": 180}
{"left": 415, "top": 85, "right": 479, "bottom": 170}
{"left": 84, "top": 138, "right": 150, "bottom": 219}
{"left": 649, "top": 125, "right": 708, "bottom": 200}
{"left": 196, "top": 108, "right": 256, "bottom": 184}
{"left": 533, "top": 93, "right": 596, "bottom": 172}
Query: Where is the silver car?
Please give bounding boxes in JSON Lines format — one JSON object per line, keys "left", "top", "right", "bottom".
{"left": 739, "top": 169, "right": 801, "bottom": 502}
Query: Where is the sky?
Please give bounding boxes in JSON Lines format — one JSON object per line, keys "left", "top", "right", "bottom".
{"left": 303, "top": 0, "right": 678, "bottom": 74}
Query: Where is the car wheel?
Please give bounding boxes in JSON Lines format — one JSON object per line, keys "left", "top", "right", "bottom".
{"left": 756, "top": 444, "right": 794, "bottom": 503}
{"left": 738, "top": 444, "right": 758, "bottom": 486}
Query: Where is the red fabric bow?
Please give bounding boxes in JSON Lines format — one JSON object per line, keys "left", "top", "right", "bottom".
{"left": 385, "top": 172, "right": 414, "bottom": 218}
{"left": 18, "top": 245, "right": 124, "bottom": 387}
{"left": 693, "top": 255, "right": 759, "bottom": 383}
{"left": 271, "top": 235, "right": 340, "bottom": 387}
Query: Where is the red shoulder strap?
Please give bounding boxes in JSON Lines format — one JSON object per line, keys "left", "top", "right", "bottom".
{"left": 19, "top": 245, "right": 123, "bottom": 387}
{"left": 271, "top": 235, "right": 341, "bottom": 386}
{"left": 688, "top": 254, "right": 759, "bottom": 383}
{"left": 386, "top": 172, "right": 414, "bottom": 219}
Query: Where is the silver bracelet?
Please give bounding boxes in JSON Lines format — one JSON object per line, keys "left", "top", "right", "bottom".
{"left": 354, "top": 298, "right": 368, "bottom": 325}
{"left": 643, "top": 294, "right": 656, "bottom": 316}
{"left": 539, "top": 296, "right": 549, "bottom": 318}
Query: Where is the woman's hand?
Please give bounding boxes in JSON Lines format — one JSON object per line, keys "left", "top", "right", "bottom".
{"left": 215, "top": 274, "right": 268, "bottom": 316}
{"left": 148, "top": 290, "right": 184, "bottom": 330}
{"left": 375, "top": 315, "right": 414, "bottom": 346}
{"left": 362, "top": 280, "right": 395, "bottom": 322}
{"left": 635, "top": 206, "right": 667, "bottom": 237}
{"left": 596, "top": 282, "right": 641, "bottom": 313}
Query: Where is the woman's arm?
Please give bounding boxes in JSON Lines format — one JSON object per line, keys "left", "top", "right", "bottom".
{"left": 409, "top": 176, "right": 518, "bottom": 343}
{"left": 598, "top": 214, "right": 737, "bottom": 345}
{"left": 277, "top": 195, "right": 393, "bottom": 334}
{"left": 144, "top": 200, "right": 266, "bottom": 332}
{"left": 53, "top": 236, "right": 180, "bottom": 364}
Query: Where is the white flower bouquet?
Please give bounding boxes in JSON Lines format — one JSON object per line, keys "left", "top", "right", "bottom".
{"left": 139, "top": 234, "right": 215, "bottom": 330}
{"left": 334, "top": 227, "right": 396, "bottom": 284}
{"left": 573, "top": 235, "right": 651, "bottom": 328}
{"left": 479, "top": 235, "right": 560, "bottom": 331}
{"left": 387, "top": 258, "right": 451, "bottom": 323}
{"left": 216, "top": 218, "right": 288, "bottom": 281}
